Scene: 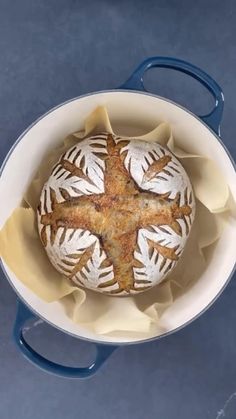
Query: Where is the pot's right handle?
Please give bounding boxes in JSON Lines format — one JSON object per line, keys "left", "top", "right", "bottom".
{"left": 13, "top": 300, "right": 116, "bottom": 379}
{"left": 120, "top": 56, "right": 224, "bottom": 136}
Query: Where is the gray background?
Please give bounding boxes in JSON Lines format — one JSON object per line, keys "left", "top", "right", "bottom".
{"left": 0, "top": 1, "right": 236, "bottom": 418}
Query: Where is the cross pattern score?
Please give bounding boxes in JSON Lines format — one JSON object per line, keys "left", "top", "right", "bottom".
{"left": 38, "top": 132, "right": 195, "bottom": 295}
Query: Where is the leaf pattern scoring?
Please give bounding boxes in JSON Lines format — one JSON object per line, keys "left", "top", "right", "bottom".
{"left": 38, "top": 132, "right": 195, "bottom": 295}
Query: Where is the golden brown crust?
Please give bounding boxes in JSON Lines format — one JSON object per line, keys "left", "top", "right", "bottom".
{"left": 143, "top": 155, "right": 172, "bottom": 181}
{"left": 39, "top": 133, "right": 193, "bottom": 293}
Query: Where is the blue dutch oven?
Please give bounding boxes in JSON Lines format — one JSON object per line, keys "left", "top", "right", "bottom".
{"left": 1, "top": 57, "right": 236, "bottom": 379}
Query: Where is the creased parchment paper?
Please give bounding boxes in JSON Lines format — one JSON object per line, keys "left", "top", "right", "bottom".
{"left": 0, "top": 106, "right": 233, "bottom": 336}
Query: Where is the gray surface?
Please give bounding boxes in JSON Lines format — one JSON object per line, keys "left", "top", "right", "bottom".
{"left": 0, "top": 0, "right": 236, "bottom": 418}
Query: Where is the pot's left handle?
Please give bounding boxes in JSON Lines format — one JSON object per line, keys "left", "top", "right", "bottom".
{"left": 13, "top": 300, "right": 116, "bottom": 379}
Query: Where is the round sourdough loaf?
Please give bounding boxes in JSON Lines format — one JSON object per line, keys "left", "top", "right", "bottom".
{"left": 37, "top": 132, "right": 195, "bottom": 296}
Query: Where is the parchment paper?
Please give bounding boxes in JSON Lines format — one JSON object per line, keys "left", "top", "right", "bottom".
{"left": 0, "top": 106, "right": 232, "bottom": 336}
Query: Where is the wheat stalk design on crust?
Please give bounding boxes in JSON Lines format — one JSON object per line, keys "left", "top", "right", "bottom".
{"left": 38, "top": 133, "right": 195, "bottom": 295}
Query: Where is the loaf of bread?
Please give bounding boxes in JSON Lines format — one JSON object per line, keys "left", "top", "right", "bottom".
{"left": 38, "top": 132, "right": 195, "bottom": 295}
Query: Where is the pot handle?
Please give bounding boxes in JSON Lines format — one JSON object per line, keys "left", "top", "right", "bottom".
{"left": 120, "top": 56, "right": 224, "bottom": 135}
{"left": 13, "top": 300, "right": 116, "bottom": 379}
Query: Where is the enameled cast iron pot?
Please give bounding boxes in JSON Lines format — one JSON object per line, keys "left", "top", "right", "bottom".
{"left": 1, "top": 57, "right": 236, "bottom": 379}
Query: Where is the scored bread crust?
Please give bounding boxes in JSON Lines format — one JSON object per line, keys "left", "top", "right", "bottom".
{"left": 38, "top": 132, "right": 195, "bottom": 295}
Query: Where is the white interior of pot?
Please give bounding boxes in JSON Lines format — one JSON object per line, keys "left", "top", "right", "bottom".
{"left": 1, "top": 91, "right": 236, "bottom": 344}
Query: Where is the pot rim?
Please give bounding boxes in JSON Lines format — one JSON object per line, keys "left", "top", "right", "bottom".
{"left": 1, "top": 88, "right": 236, "bottom": 346}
